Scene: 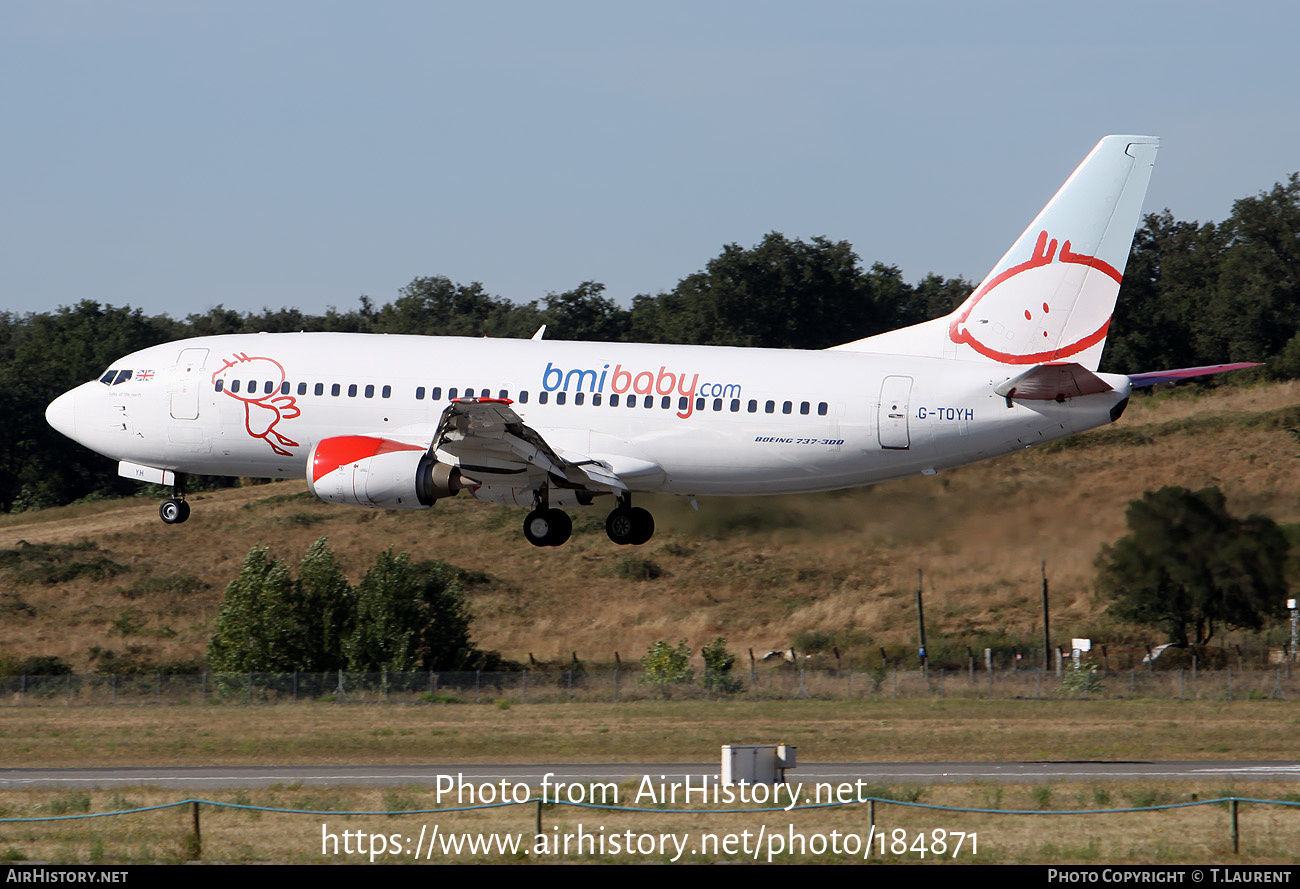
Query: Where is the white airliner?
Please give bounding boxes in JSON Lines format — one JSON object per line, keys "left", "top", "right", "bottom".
{"left": 44, "top": 135, "right": 1254, "bottom": 547}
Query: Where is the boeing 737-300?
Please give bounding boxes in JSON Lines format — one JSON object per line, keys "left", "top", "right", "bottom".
{"left": 44, "top": 135, "right": 1255, "bottom": 546}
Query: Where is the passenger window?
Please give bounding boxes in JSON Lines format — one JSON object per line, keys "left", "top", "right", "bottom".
{"left": 610, "top": 393, "right": 620, "bottom": 407}
{"left": 800, "top": 402, "right": 809, "bottom": 415}
{"left": 296, "top": 382, "right": 306, "bottom": 395}
{"left": 215, "top": 379, "right": 225, "bottom": 392}
{"left": 314, "top": 383, "right": 324, "bottom": 396}
{"left": 519, "top": 391, "right": 529, "bottom": 403}
{"left": 643, "top": 395, "right": 653, "bottom": 408}
{"left": 593, "top": 393, "right": 602, "bottom": 406}
{"left": 331, "top": 384, "right": 341, "bottom": 396}
{"left": 265, "top": 381, "right": 275, "bottom": 395}
{"left": 382, "top": 385, "right": 391, "bottom": 398}
{"left": 416, "top": 386, "right": 425, "bottom": 400}
{"left": 817, "top": 402, "right": 828, "bottom": 416}
{"left": 748, "top": 399, "right": 757, "bottom": 413}
{"left": 765, "top": 400, "right": 775, "bottom": 413}
{"left": 557, "top": 392, "right": 567, "bottom": 405}
{"left": 713, "top": 398, "right": 722, "bottom": 411}
{"left": 246, "top": 380, "right": 255, "bottom": 392}
{"left": 230, "top": 380, "right": 241, "bottom": 394}
{"left": 782, "top": 401, "right": 792, "bottom": 414}
{"left": 575, "top": 392, "right": 585, "bottom": 405}
{"left": 539, "top": 391, "right": 549, "bottom": 404}
{"left": 679, "top": 396, "right": 688, "bottom": 411}
{"left": 661, "top": 396, "right": 671, "bottom": 409}
{"left": 696, "top": 397, "right": 705, "bottom": 411}
{"left": 280, "top": 382, "right": 290, "bottom": 395}
{"left": 364, "top": 384, "right": 375, "bottom": 398}
{"left": 731, "top": 399, "right": 740, "bottom": 412}
{"left": 348, "top": 384, "right": 358, "bottom": 397}
{"left": 448, "top": 388, "right": 458, "bottom": 399}
{"left": 498, "top": 389, "right": 508, "bottom": 400}
{"left": 429, "top": 387, "right": 440, "bottom": 400}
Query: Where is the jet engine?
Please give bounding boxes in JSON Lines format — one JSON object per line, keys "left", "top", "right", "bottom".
{"left": 307, "top": 435, "right": 462, "bottom": 509}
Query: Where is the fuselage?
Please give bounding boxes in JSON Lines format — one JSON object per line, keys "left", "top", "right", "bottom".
{"left": 46, "top": 331, "right": 1131, "bottom": 499}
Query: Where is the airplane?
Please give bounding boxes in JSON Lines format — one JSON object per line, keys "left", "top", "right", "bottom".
{"left": 44, "top": 135, "right": 1257, "bottom": 547}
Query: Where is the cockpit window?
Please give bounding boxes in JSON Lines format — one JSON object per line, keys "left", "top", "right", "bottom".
{"left": 113, "top": 370, "right": 132, "bottom": 385}
{"left": 100, "top": 370, "right": 117, "bottom": 385}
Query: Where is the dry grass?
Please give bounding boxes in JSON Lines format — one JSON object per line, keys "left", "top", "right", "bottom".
{"left": 3, "top": 699, "right": 1300, "bottom": 766}
{"left": 1, "top": 380, "right": 1298, "bottom": 671}
{"left": 2, "top": 780, "right": 1298, "bottom": 863}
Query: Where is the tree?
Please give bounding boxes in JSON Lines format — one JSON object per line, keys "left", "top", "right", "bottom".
{"left": 700, "top": 636, "right": 742, "bottom": 693}
{"left": 345, "top": 550, "right": 426, "bottom": 672}
{"left": 207, "top": 548, "right": 301, "bottom": 672}
{"left": 208, "top": 540, "right": 482, "bottom": 673}
{"left": 628, "top": 233, "right": 892, "bottom": 348}
{"left": 1096, "top": 487, "right": 1289, "bottom": 648}
{"left": 640, "top": 639, "right": 693, "bottom": 688}
{"left": 294, "top": 538, "right": 355, "bottom": 672}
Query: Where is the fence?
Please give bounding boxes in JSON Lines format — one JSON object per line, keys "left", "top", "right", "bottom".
{"left": 2, "top": 664, "right": 1299, "bottom": 705}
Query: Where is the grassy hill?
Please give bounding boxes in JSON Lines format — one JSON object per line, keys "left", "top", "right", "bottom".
{"left": 3, "top": 379, "right": 1299, "bottom": 673}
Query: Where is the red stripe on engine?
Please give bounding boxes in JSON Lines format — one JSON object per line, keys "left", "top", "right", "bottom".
{"left": 311, "top": 436, "right": 424, "bottom": 482}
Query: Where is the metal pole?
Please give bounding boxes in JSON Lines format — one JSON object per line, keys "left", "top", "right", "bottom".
{"left": 915, "top": 564, "right": 928, "bottom": 677}
{"left": 1041, "top": 558, "right": 1050, "bottom": 670}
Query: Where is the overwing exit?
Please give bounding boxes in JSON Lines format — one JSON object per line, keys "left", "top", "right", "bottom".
{"left": 44, "top": 135, "right": 1259, "bottom": 547}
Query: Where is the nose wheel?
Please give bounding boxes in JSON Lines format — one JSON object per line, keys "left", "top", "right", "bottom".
{"left": 158, "top": 474, "right": 190, "bottom": 525}
{"left": 159, "top": 498, "right": 190, "bottom": 525}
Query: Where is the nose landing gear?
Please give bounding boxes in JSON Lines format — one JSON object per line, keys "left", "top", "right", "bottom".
{"left": 158, "top": 474, "right": 190, "bottom": 525}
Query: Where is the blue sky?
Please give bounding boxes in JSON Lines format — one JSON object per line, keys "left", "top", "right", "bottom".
{"left": 3, "top": 1, "right": 1297, "bottom": 320}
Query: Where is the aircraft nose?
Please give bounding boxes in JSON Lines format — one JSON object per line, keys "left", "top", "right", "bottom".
{"left": 46, "top": 388, "right": 78, "bottom": 440}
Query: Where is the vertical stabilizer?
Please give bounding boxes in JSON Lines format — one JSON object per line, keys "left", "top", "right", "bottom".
{"left": 835, "top": 136, "right": 1158, "bottom": 369}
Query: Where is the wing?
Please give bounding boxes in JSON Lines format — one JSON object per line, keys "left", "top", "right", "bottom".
{"left": 431, "top": 397, "right": 649, "bottom": 495}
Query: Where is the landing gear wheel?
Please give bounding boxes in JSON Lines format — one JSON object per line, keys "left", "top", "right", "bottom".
{"left": 606, "top": 506, "right": 654, "bottom": 545}
{"left": 523, "top": 508, "right": 572, "bottom": 547}
{"left": 159, "top": 498, "right": 190, "bottom": 525}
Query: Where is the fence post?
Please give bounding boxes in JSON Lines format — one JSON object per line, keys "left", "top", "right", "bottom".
{"left": 189, "top": 801, "right": 202, "bottom": 860}
{"left": 1230, "top": 798, "right": 1239, "bottom": 854}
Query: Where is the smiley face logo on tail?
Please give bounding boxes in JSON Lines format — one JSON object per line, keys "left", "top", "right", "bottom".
{"left": 211, "top": 353, "right": 301, "bottom": 456}
{"left": 948, "top": 229, "right": 1123, "bottom": 366}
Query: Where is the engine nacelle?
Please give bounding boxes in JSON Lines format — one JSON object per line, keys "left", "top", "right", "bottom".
{"left": 307, "top": 436, "right": 462, "bottom": 509}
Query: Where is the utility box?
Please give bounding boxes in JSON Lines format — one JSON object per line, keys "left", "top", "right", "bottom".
{"left": 721, "top": 745, "right": 797, "bottom": 784}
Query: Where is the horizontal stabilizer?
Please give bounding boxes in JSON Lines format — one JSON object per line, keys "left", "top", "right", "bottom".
{"left": 994, "top": 362, "right": 1113, "bottom": 401}
{"left": 1127, "top": 362, "right": 1262, "bottom": 388}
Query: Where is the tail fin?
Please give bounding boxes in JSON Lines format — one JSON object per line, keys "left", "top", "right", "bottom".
{"left": 836, "top": 135, "right": 1158, "bottom": 370}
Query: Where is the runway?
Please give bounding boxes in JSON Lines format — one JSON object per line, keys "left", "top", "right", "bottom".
{"left": 4, "top": 761, "right": 1299, "bottom": 790}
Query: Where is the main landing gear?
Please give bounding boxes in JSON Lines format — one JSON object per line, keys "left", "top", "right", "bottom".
{"left": 522, "top": 507, "right": 572, "bottom": 547}
{"left": 522, "top": 493, "right": 654, "bottom": 547}
{"left": 158, "top": 474, "right": 190, "bottom": 525}
{"left": 605, "top": 497, "right": 654, "bottom": 546}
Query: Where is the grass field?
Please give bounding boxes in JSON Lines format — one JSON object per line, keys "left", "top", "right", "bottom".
{"left": 2, "top": 699, "right": 1298, "bottom": 765}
